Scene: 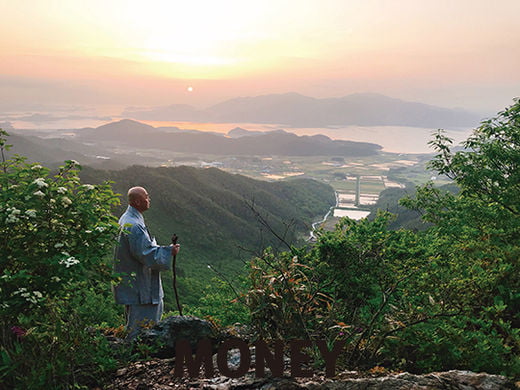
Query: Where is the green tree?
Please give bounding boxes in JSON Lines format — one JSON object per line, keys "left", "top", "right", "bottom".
{"left": 398, "top": 99, "right": 520, "bottom": 375}
{"left": 244, "top": 99, "right": 520, "bottom": 377}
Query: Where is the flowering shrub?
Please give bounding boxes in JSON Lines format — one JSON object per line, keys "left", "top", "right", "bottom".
{"left": 0, "top": 130, "right": 122, "bottom": 388}
{"left": 0, "top": 138, "right": 119, "bottom": 316}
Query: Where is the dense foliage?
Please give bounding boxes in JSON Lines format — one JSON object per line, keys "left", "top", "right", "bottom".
{"left": 0, "top": 131, "right": 123, "bottom": 389}
{"left": 245, "top": 100, "right": 520, "bottom": 377}
{"left": 367, "top": 183, "right": 458, "bottom": 231}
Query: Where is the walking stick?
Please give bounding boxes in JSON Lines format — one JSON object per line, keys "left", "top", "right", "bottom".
{"left": 171, "top": 234, "right": 183, "bottom": 316}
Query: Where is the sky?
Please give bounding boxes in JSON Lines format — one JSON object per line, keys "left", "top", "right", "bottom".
{"left": 1, "top": 0, "right": 519, "bottom": 114}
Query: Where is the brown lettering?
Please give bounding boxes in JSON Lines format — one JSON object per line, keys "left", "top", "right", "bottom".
{"left": 316, "top": 340, "right": 345, "bottom": 377}
{"left": 289, "top": 339, "right": 313, "bottom": 377}
{"left": 254, "top": 339, "right": 284, "bottom": 377}
{"left": 173, "top": 338, "right": 214, "bottom": 378}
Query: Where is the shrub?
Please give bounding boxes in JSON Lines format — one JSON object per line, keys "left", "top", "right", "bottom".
{"left": 0, "top": 130, "right": 123, "bottom": 388}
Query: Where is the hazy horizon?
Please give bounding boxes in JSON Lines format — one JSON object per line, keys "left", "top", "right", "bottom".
{"left": 1, "top": 0, "right": 519, "bottom": 115}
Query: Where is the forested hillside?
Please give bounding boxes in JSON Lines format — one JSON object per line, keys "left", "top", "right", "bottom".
{"left": 4, "top": 133, "right": 97, "bottom": 167}
{"left": 368, "top": 183, "right": 459, "bottom": 231}
{"left": 5, "top": 131, "right": 130, "bottom": 169}
{"left": 80, "top": 165, "right": 335, "bottom": 307}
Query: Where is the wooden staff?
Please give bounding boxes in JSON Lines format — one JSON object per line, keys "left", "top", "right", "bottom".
{"left": 171, "top": 234, "right": 182, "bottom": 316}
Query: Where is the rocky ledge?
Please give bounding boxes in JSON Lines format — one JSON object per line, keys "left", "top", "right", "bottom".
{"left": 103, "top": 317, "right": 517, "bottom": 389}
{"left": 107, "top": 362, "right": 517, "bottom": 390}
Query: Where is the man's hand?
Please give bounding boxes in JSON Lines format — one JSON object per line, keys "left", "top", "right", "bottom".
{"left": 172, "top": 244, "right": 180, "bottom": 256}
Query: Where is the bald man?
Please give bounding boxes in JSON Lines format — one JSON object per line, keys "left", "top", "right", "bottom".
{"left": 113, "top": 186, "right": 180, "bottom": 339}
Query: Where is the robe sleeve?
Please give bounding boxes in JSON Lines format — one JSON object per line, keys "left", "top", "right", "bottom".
{"left": 126, "top": 224, "right": 172, "bottom": 271}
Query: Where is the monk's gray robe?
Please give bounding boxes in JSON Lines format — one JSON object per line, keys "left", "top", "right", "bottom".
{"left": 113, "top": 205, "right": 172, "bottom": 337}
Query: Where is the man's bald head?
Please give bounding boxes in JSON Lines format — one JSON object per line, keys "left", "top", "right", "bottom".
{"left": 128, "top": 186, "right": 150, "bottom": 213}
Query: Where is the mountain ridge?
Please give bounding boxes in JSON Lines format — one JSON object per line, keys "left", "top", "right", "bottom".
{"left": 122, "top": 92, "right": 481, "bottom": 128}
{"left": 76, "top": 119, "right": 382, "bottom": 157}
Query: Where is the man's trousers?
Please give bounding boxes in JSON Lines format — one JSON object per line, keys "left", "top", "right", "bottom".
{"left": 125, "top": 300, "right": 163, "bottom": 339}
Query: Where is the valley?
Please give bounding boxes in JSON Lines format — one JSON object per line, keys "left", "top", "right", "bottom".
{"left": 102, "top": 144, "right": 438, "bottom": 229}
{"left": 7, "top": 119, "right": 451, "bottom": 234}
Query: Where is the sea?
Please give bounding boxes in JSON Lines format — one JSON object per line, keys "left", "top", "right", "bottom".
{"left": 2, "top": 105, "right": 474, "bottom": 155}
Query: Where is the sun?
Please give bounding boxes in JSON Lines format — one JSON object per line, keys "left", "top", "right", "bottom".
{"left": 187, "top": 86, "right": 193, "bottom": 92}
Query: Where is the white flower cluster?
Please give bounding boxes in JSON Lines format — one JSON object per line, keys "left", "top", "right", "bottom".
{"left": 33, "top": 190, "right": 45, "bottom": 197}
{"left": 5, "top": 207, "right": 21, "bottom": 223}
{"left": 14, "top": 287, "right": 43, "bottom": 304}
{"left": 57, "top": 187, "right": 67, "bottom": 194}
{"left": 31, "top": 164, "right": 43, "bottom": 170}
{"left": 25, "top": 209, "right": 37, "bottom": 218}
{"left": 59, "top": 256, "right": 80, "bottom": 268}
{"left": 82, "top": 184, "right": 95, "bottom": 191}
{"left": 95, "top": 226, "right": 106, "bottom": 232}
{"left": 61, "top": 196, "right": 72, "bottom": 207}
{"left": 32, "top": 178, "right": 48, "bottom": 188}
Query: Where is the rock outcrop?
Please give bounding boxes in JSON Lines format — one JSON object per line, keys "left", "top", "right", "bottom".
{"left": 136, "top": 316, "right": 219, "bottom": 358}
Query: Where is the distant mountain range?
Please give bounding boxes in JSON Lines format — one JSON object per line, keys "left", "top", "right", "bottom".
{"left": 123, "top": 92, "right": 481, "bottom": 128}
{"left": 5, "top": 118, "right": 381, "bottom": 171}
{"left": 76, "top": 119, "right": 382, "bottom": 157}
